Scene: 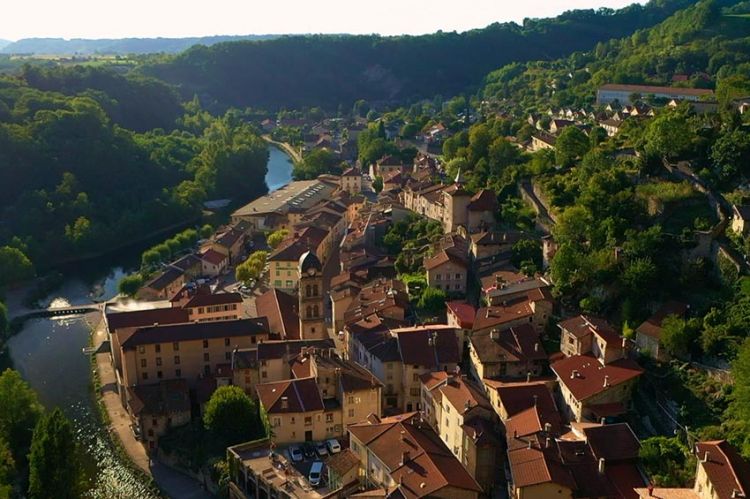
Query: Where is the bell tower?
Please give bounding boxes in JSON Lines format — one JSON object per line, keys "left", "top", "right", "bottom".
{"left": 298, "top": 251, "right": 326, "bottom": 339}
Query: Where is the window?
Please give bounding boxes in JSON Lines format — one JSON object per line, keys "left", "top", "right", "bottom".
{"left": 203, "top": 339, "right": 209, "bottom": 348}
{"left": 225, "top": 352, "right": 231, "bottom": 361}
{"left": 173, "top": 342, "right": 179, "bottom": 351}
{"left": 204, "top": 353, "right": 210, "bottom": 362}
{"left": 140, "top": 359, "right": 147, "bottom": 368}
{"left": 410, "top": 388, "right": 420, "bottom": 396}
{"left": 455, "top": 273, "right": 461, "bottom": 279}
{"left": 224, "top": 338, "right": 230, "bottom": 346}
{"left": 174, "top": 355, "right": 180, "bottom": 365}
{"left": 412, "top": 373, "right": 420, "bottom": 382}
{"left": 157, "top": 371, "right": 163, "bottom": 379}
{"left": 312, "top": 284, "right": 318, "bottom": 296}
{"left": 305, "top": 417, "right": 312, "bottom": 426}
{"left": 326, "top": 413, "right": 334, "bottom": 423}
{"left": 198, "top": 307, "right": 204, "bottom": 314}
{"left": 273, "top": 418, "right": 281, "bottom": 427}
{"left": 138, "top": 346, "right": 145, "bottom": 354}
{"left": 455, "top": 284, "right": 461, "bottom": 290}
{"left": 286, "top": 280, "right": 293, "bottom": 288}
{"left": 306, "top": 285, "right": 312, "bottom": 297}
{"left": 204, "top": 365, "right": 210, "bottom": 375}
{"left": 348, "top": 409, "right": 355, "bottom": 418}
{"left": 156, "top": 357, "right": 162, "bottom": 366}
{"left": 313, "top": 305, "right": 319, "bottom": 317}
{"left": 435, "top": 274, "right": 442, "bottom": 281}
{"left": 274, "top": 280, "right": 282, "bottom": 287}
{"left": 262, "top": 371, "right": 267, "bottom": 378}
{"left": 290, "top": 417, "right": 295, "bottom": 424}
{"left": 306, "top": 306, "right": 312, "bottom": 318}
{"left": 175, "top": 369, "right": 181, "bottom": 377}
{"left": 155, "top": 344, "right": 161, "bottom": 353}
{"left": 142, "top": 372, "right": 148, "bottom": 380}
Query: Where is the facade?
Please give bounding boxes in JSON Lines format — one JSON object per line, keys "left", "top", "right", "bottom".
{"left": 127, "top": 379, "right": 191, "bottom": 450}
{"left": 635, "top": 301, "right": 688, "bottom": 360}
{"left": 201, "top": 249, "right": 229, "bottom": 277}
{"left": 268, "top": 226, "right": 328, "bottom": 291}
{"left": 731, "top": 204, "right": 750, "bottom": 237}
{"left": 138, "top": 268, "right": 185, "bottom": 301}
{"left": 298, "top": 251, "right": 327, "bottom": 340}
{"left": 183, "top": 292, "right": 242, "bottom": 322}
{"left": 468, "top": 323, "right": 547, "bottom": 381}
{"left": 425, "top": 250, "right": 468, "bottom": 294}
{"left": 340, "top": 168, "right": 363, "bottom": 194}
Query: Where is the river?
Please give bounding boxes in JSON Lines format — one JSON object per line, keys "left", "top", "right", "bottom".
{"left": 6, "top": 146, "right": 294, "bottom": 498}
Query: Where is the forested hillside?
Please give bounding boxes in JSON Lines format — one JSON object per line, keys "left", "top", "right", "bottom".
{"left": 142, "top": 0, "right": 694, "bottom": 110}
{"left": 0, "top": 73, "right": 269, "bottom": 275}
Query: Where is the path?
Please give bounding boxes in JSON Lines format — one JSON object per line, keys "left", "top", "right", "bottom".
{"left": 262, "top": 135, "right": 303, "bottom": 163}
{"left": 92, "top": 316, "right": 213, "bottom": 499}
{"left": 519, "top": 179, "right": 556, "bottom": 234}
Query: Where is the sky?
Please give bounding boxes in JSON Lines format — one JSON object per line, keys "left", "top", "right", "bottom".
{"left": 1, "top": 0, "right": 647, "bottom": 41}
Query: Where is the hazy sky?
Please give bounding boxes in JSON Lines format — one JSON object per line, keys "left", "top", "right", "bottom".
{"left": 1, "top": 0, "right": 646, "bottom": 40}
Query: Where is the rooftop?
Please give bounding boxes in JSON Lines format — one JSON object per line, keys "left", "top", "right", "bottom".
{"left": 184, "top": 292, "right": 243, "bottom": 308}
{"left": 256, "top": 377, "right": 324, "bottom": 414}
{"left": 551, "top": 354, "right": 643, "bottom": 402}
{"left": 232, "top": 180, "right": 336, "bottom": 218}
{"left": 470, "top": 323, "right": 547, "bottom": 365}
{"left": 122, "top": 318, "right": 270, "bottom": 349}
{"left": 256, "top": 288, "right": 300, "bottom": 340}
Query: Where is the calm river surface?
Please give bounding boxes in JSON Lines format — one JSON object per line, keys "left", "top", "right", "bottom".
{"left": 6, "top": 147, "right": 294, "bottom": 498}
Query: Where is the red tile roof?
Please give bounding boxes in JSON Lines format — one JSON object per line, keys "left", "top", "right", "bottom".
{"left": 122, "top": 318, "right": 269, "bottom": 349}
{"left": 582, "top": 423, "right": 640, "bottom": 462}
{"left": 467, "top": 189, "right": 497, "bottom": 212}
{"left": 394, "top": 327, "right": 461, "bottom": 368}
{"left": 106, "top": 307, "right": 189, "bottom": 331}
{"left": 473, "top": 288, "right": 552, "bottom": 332}
{"left": 256, "top": 288, "right": 300, "bottom": 340}
{"left": 184, "top": 292, "right": 242, "bottom": 308}
{"left": 256, "top": 377, "right": 324, "bottom": 414}
{"left": 424, "top": 249, "right": 467, "bottom": 270}
{"left": 446, "top": 301, "right": 475, "bottom": 328}
{"left": 636, "top": 301, "right": 688, "bottom": 339}
{"left": 201, "top": 249, "right": 227, "bottom": 266}
{"left": 559, "top": 315, "right": 621, "bottom": 345}
{"left": 470, "top": 323, "right": 547, "bottom": 365}
{"left": 695, "top": 440, "right": 750, "bottom": 499}
{"left": 551, "top": 354, "right": 643, "bottom": 402}
{"left": 496, "top": 382, "right": 558, "bottom": 419}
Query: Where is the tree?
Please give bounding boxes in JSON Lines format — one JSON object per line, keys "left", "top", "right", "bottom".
{"left": 117, "top": 274, "right": 143, "bottom": 297}
{"left": 141, "top": 248, "right": 162, "bottom": 269}
{"left": 555, "top": 126, "right": 589, "bottom": 167}
{"left": 266, "top": 229, "right": 289, "bottom": 250}
{"left": 418, "top": 287, "right": 448, "bottom": 315}
{"left": 0, "top": 369, "right": 43, "bottom": 462}
{"left": 0, "top": 247, "right": 35, "bottom": 288}
{"left": 236, "top": 251, "right": 268, "bottom": 284}
{"left": 660, "top": 314, "right": 691, "bottom": 358}
{"left": 372, "top": 176, "right": 383, "bottom": 193}
{"left": 0, "top": 302, "right": 7, "bottom": 334}
{"left": 639, "top": 436, "right": 695, "bottom": 487}
{"left": 0, "top": 436, "right": 14, "bottom": 499}
{"left": 511, "top": 239, "right": 542, "bottom": 271}
{"left": 28, "top": 408, "right": 83, "bottom": 499}
{"left": 200, "top": 224, "right": 214, "bottom": 239}
{"left": 203, "top": 386, "right": 260, "bottom": 445}
{"left": 644, "top": 109, "right": 694, "bottom": 159}
{"left": 292, "top": 149, "right": 340, "bottom": 180}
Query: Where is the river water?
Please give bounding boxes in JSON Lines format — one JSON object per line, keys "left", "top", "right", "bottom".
{"left": 6, "top": 146, "right": 294, "bottom": 498}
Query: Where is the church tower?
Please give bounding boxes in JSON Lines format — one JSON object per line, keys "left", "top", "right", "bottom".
{"left": 298, "top": 251, "right": 326, "bottom": 340}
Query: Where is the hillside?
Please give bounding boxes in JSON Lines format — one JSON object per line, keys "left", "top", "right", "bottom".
{"left": 0, "top": 35, "right": 280, "bottom": 55}
{"left": 141, "top": 0, "right": 695, "bottom": 111}
{"left": 482, "top": 0, "right": 750, "bottom": 110}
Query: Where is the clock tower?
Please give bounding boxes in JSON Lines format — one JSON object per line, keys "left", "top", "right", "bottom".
{"left": 298, "top": 251, "right": 326, "bottom": 340}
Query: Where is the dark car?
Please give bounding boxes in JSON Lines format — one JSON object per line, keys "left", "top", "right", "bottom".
{"left": 303, "top": 442, "right": 316, "bottom": 459}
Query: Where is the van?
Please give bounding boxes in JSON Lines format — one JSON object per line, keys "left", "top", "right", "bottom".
{"left": 308, "top": 461, "right": 323, "bottom": 487}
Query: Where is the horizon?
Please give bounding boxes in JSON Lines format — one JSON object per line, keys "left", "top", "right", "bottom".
{"left": 2, "top": 0, "right": 646, "bottom": 42}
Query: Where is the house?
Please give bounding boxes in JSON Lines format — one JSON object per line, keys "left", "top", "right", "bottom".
{"left": 549, "top": 119, "right": 575, "bottom": 134}
{"left": 170, "top": 254, "right": 203, "bottom": 278}
{"left": 446, "top": 301, "right": 476, "bottom": 348}
{"left": 420, "top": 372, "right": 500, "bottom": 494}
{"left": 256, "top": 377, "right": 332, "bottom": 444}
{"left": 472, "top": 288, "right": 554, "bottom": 337}
{"left": 466, "top": 190, "right": 497, "bottom": 233}
{"left": 550, "top": 354, "right": 643, "bottom": 422}
{"left": 253, "top": 339, "right": 336, "bottom": 386}
{"left": 348, "top": 412, "right": 483, "bottom": 498}
{"left": 600, "top": 118, "right": 624, "bottom": 137}
{"left": 635, "top": 440, "right": 750, "bottom": 499}
{"left": 488, "top": 380, "right": 560, "bottom": 423}
{"left": 425, "top": 249, "right": 468, "bottom": 294}
{"left": 530, "top": 132, "right": 556, "bottom": 152}
{"left": 482, "top": 272, "right": 551, "bottom": 306}
{"left": 138, "top": 267, "right": 185, "bottom": 301}
{"left": 370, "top": 155, "right": 404, "bottom": 179}
{"left": 730, "top": 204, "right": 750, "bottom": 237}
{"left": 118, "top": 318, "right": 271, "bottom": 394}
{"left": 126, "top": 378, "right": 191, "bottom": 450}
{"left": 558, "top": 315, "right": 625, "bottom": 365}
{"left": 596, "top": 84, "right": 714, "bottom": 105}
{"left": 470, "top": 230, "right": 524, "bottom": 261}
{"left": 255, "top": 288, "right": 300, "bottom": 339}
{"left": 267, "top": 226, "right": 328, "bottom": 291}
{"left": 635, "top": 301, "right": 688, "bottom": 360}
{"left": 200, "top": 249, "right": 229, "bottom": 277}
{"left": 468, "top": 323, "right": 547, "bottom": 381}
{"left": 341, "top": 167, "right": 363, "bottom": 194}
{"left": 202, "top": 227, "right": 245, "bottom": 264}
{"left": 183, "top": 292, "right": 243, "bottom": 322}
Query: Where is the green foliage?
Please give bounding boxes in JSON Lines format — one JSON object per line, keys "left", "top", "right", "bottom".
{"left": 117, "top": 273, "right": 144, "bottom": 297}
{"left": 643, "top": 108, "right": 695, "bottom": 159}
{"left": 0, "top": 247, "right": 35, "bottom": 288}
{"left": 382, "top": 215, "right": 443, "bottom": 274}
{"left": 266, "top": 229, "right": 289, "bottom": 250}
{"left": 0, "top": 369, "right": 43, "bottom": 463}
{"left": 140, "top": 228, "right": 200, "bottom": 270}
{"left": 203, "top": 386, "right": 262, "bottom": 446}
{"left": 236, "top": 251, "right": 268, "bottom": 284}
{"left": 639, "top": 436, "right": 696, "bottom": 487}
{"left": 27, "top": 408, "right": 83, "bottom": 499}
{"left": 727, "top": 339, "right": 750, "bottom": 456}
{"left": 293, "top": 149, "right": 341, "bottom": 180}
{"left": 372, "top": 176, "right": 383, "bottom": 193}
{"left": 200, "top": 224, "right": 214, "bottom": 239}
{"left": 418, "top": 287, "right": 448, "bottom": 315}
{"left": 555, "top": 126, "right": 590, "bottom": 167}
{"left": 0, "top": 437, "right": 14, "bottom": 499}
{"left": 511, "top": 239, "right": 542, "bottom": 273}
{"left": 660, "top": 314, "right": 695, "bottom": 358}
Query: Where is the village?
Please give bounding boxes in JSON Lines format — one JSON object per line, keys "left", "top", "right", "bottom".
{"left": 97, "top": 82, "right": 750, "bottom": 499}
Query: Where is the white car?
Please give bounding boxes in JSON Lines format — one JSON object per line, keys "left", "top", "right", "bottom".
{"left": 315, "top": 441, "right": 328, "bottom": 457}
{"left": 288, "top": 445, "right": 303, "bottom": 463}
{"left": 308, "top": 461, "right": 323, "bottom": 487}
{"left": 326, "top": 439, "right": 341, "bottom": 454}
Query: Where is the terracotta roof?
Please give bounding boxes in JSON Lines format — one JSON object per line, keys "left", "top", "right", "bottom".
{"left": 256, "top": 288, "right": 300, "bottom": 339}
{"left": 348, "top": 413, "right": 482, "bottom": 498}
{"left": 443, "top": 183, "right": 470, "bottom": 197}
{"left": 122, "top": 318, "right": 270, "bottom": 349}
{"left": 599, "top": 83, "right": 713, "bottom": 97}
{"left": 694, "top": 440, "right": 750, "bottom": 498}
{"left": 170, "top": 254, "right": 203, "bottom": 272}
{"left": 424, "top": 249, "right": 467, "bottom": 270}
{"left": 435, "top": 376, "right": 492, "bottom": 415}
{"left": 256, "top": 339, "right": 335, "bottom": 361}
{"left": 582, "top": 423, "right": 640, "bottom": 462}
{"left": 256, "top": 377, "right": 324, "bottom": 414}
{"left": 496, "top": 382, "right": 558, "bottom": 419}
{"left": 268, "top": 226, "right": 328, "bottom": 262}
{"left": 106, "top": 307, "right": 189, "bottom": 331}
{"left": 470, "top": 323, "right": 547, "bottom": 364}
{"left": 341, "top": 167, "right": 362, "bottom": 177}
{"left": 326, "top": 448, "right": 360, "bottom": 476}
{"left": 506, "top": 433, "right": 576, "bottom": 490}
{"left": 446, "top": 301, "right": 475, "bottom": 328}
{"left": 636, "top": 301, "right": 688, "bottom": 339}
{"left": 215, "top": 228, "right": 244, "bottom": 248}
{"left": 551, "top": 354, "right": 643, "bottom": 402}
{"left": 559, "top": 315, "right": 621, "bottom": 344}
{"left": 473, "top": 289, "right": 552, "bottom": 332}
{"left": 395, "top": 327, "right": 461, "bottom": 368}
{"left": 128, "top": 379, "right": 191, "bottom": 416}
{"left": 290, "top": 350, "right": 382, "bottom": 391}
{"left": 201, "top": 249, "right": 227, "bottom": 266}
{"left": 467, "top": 189, "right": 497, "bottom": 212}
{"left": 144, "top": 267, "right": 184, "bottom": 291}
{"left": 184, "top": 292, "right": 243, "bottom": 308}
{"left": 350, "top": 327, "right": 402, "bottom": 363}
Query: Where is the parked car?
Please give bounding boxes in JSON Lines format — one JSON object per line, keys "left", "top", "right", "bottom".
{"left": 315, "top": 441, "right": 328, "bottom": 457}
{"left": 302, "top": 442, "right": 316, "bottom": 459}
{"left": 308, "top": 461, "right": 323, "bottom": 487}
{"left": 326, "top": 439, "right": 341, "bottom": 454}
{"left": 288, "top": 445, "right": 303, "bottom": 463}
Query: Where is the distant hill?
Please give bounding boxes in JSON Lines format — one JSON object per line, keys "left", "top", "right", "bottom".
{"left": 0, "top": 35, "right": 280, "bottom": 55}
{"left": 141, "top": 0, "right": 697, "bottom": 111}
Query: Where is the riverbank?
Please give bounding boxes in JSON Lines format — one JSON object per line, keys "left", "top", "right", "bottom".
{"left": 262, "top": 135, "right": 303, "bottom": 163}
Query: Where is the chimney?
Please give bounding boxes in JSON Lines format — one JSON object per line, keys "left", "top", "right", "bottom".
{"left": 544, "top": 422, "right": 552, "bottom": 433}
{"left": 545, "top": 437, "right": 551, "bottom": 449}
{"left": 533, "top": 394, "right": 538, "bottom": 407}
{"left": 526, "top": 372, "right": 532, "bottom": 383}
{"left": 490, "top": 329, "right": 500, "bottom": 341}
{"left": 603, "top": 375, "right": 610, "bottom": 388}
{"left": 527, "top": 440, "right": 532, "bottom": 449}
{"left": 598, "top": 458, "right": 605, "bottom": 475}
{"left": 534, "top": 342, "right": 539, "bottom": 352}
{"left": 280, "top": 396, "right": 289, "bottom": 410}
{"left": 400, "top": 451, "right": 410, "bottom": 465}
{"left": 701, "top": 451, "right": 710, "bottom": 463}
{"left": 513, "top": 430, "right": 518, "bottom": 439}
{"left": 571, "top": 370, "right": 579, "bottom": 379}
{"left": 464, "top": 400, "right": 471, "bottom": 413}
